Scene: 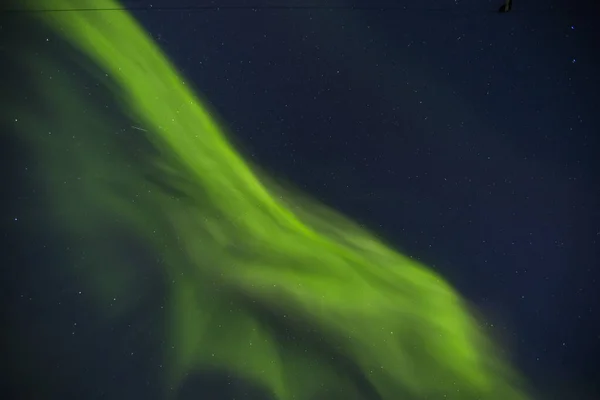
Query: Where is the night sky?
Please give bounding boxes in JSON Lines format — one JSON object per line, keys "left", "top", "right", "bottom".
{"left": 2, "top": 0, "right": 599, "bottom": 399}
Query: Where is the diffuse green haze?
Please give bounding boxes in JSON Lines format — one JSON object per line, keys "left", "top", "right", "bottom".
{"left": 12, "top": 0, "right": 531, "bottom": 399}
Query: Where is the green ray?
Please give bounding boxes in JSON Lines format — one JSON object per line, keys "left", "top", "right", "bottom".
{"left": 9, "top": 1, "right": 531, "bottom": 399}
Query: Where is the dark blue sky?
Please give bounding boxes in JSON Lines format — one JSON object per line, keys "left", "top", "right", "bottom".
{"left": 2, "top": 0, "right": 599, "bottom": 399}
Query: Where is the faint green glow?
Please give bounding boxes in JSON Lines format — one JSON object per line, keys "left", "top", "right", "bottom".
{"left": 13, "top": 1, "right": 531, "bottom": 399}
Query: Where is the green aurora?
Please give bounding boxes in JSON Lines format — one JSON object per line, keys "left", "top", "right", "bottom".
{"left": 8, "top": 1, "right": 532, "bottom": 399}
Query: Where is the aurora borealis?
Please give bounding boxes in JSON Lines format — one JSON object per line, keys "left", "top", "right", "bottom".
{"left": 3, "top": 1, "right": 536, "bottom": 399}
